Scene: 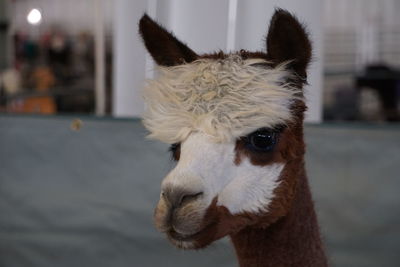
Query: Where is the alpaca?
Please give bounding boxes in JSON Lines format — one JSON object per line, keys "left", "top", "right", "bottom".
{"left": 139, "top": 9, "right": 328, "bottom": 267}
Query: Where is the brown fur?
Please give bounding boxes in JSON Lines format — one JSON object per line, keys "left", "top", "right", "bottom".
{"left": 231, "top": 168, "right": 327, "bottom": 267}
{"left": 139, "top": 8, "right": 327, "bottom": 267}
{"left": 139, "top": 14, "right": 198, "bottom": 66}
{"left": 266, "top": 9, "right": 312, "bottom": 78}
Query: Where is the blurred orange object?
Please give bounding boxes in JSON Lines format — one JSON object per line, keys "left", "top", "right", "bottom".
{"left": 8, "top": 96, "right": 56, "bottom": 114}
{"left": 32, "top": 67, "right": 55, "bottom": 92}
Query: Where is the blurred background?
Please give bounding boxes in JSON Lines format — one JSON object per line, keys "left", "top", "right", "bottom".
{"left": 0, "top": 1, "right": 399, "bottom": 267}
{"left": 0, "top": 0, "right": 398, "bottom": 122}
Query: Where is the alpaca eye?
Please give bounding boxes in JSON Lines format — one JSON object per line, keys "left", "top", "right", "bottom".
{"left": 169, "top": 143, "right": 181, "bottom": 161}
{"left": 245, "top": 129, "right": 278, "bottom": 152}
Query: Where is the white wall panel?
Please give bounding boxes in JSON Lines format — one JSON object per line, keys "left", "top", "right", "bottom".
{"left": 156, "top": 0, "right": 230, "bottom": 53}
{"left": 112, "top": 0, "right": 147, "bottom": 117}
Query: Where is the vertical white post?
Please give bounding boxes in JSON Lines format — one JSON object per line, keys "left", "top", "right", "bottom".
{"left": 226, "top": 0, "right": 238, "bottom": 52}
{"left": 162, "top": 0, "right": 230, "bottom": 53}
{"left": 113, "top": 0, "right": 147, "bottom": 117}
{"left": 94, "top": 0, "right": 105, "bottom": 116}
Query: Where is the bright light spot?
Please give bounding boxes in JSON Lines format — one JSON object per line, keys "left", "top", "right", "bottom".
{"left": 27, "top": 9, "right": 42, "bottom": 25}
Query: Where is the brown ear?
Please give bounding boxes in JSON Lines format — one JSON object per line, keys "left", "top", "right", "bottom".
{"left": 266, "top": 9, "right": 312, "bottom": 78}
{"left": 139, "top": 14, "right": 198, "bottom": 66}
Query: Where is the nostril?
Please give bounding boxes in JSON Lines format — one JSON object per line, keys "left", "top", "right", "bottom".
{"left": 162, "top": 188, "right": 203, "bottom": 209}
{"left": 180, "top": 192, "right": 203, "bottom": 206}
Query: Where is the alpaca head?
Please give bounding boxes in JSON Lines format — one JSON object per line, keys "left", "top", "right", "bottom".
{"left": 139, "top": 9, "right": 311, "bottom": 249}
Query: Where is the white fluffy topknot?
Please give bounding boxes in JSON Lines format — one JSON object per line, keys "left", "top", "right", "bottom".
{"left": 142, "top": 55, "right": 302, "bottom": 144}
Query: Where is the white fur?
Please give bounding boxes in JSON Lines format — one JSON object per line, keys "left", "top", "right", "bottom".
{"left": 217, "top": 162, "right": 283, "bottom": 214}
{"left": 143, "top": 55, "right": 300, "bottom": 144}
{"left": 161, "top": 133, "right": 283, "bottom": 215}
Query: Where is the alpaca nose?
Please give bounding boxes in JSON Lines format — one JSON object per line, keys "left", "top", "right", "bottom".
{"left": 162, "top": 188, "right": 203, "bottom": 209}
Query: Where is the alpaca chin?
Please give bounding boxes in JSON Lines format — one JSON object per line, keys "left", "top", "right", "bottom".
{"left": 165, "top": 221, "right": 219, "bottom": 250}
{"left": 167, "top": 236, "right": 197, "bottom": 250}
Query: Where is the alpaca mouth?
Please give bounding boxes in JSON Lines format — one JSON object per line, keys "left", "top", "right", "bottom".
{"left": 168, "top": 229, "right": 200, "bottom": 241}
{"left": 167, "top": 221, "right": 216, "bottom": 242}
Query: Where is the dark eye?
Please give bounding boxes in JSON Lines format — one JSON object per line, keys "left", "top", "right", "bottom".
{"left": 169, "top": 143, "right": 181, "bottom": 161}
{"left": 245, "top": 129, "right": 279, "bottom": 152}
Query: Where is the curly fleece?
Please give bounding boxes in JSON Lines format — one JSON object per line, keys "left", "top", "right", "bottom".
{"left": 142, "top": 55, "right": 301, "bottom": 143}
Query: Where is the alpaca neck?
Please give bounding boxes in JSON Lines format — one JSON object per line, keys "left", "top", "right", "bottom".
{"left": 229, "top": 167, "right": 327, "bottom": 267}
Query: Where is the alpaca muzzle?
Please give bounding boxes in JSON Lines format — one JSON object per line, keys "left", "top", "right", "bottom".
{"left": 154, "top": 186, "right": 207, "bottom": 240}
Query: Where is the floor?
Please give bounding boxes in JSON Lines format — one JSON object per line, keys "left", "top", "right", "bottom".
{"left": 0, "top": 115, "right": 399, "bottom": 267}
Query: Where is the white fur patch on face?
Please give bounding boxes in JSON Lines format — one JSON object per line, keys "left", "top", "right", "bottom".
{"left": 161, "top": 133, "right": 237, "bottom": 207}
{"left": 217, "top": 162, "right": 284, "bottom": 214}
{"left": 142, "top": 55, "right": 300, "bottom": 144}
{"left": 161, "top": 133, "right": 284, "bottom": 216}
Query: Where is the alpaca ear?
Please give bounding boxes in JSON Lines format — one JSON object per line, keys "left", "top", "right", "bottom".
{"left": 139, "top": 14, "right": 198, "bottom": 66}
{"left": 266, "top": 9, "right": 312, "bottom": 78}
